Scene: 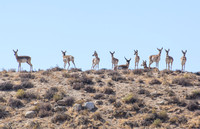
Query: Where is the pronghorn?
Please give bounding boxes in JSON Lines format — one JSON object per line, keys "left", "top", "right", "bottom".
{"left": 114, "top": 57, "right": 131, "bottom": 70}
{"left": 13, "top": 49, "right": 33, "bottom": 72}
{"left": 61, "top": 50, "right": 76, "bottom": 70}
{"left": 110, "top": 51, "right": 119, "bottom": 69}
{"left": 134, "top": 50, "right": 140, "bottom": 69}
{"left": 91, "top": 51, "right": 100, "bottom": 70}
{"left": 181, "top": 50, "right": 187, "bottom": 71}
{"left": 141, "top": 60, "right": 159, "bottom": 72}
{"left": 141, "top": 60, "right": 148, "bottom": 69}
{"left": 165, "top": 49, "right": 174, "bottom": 70}
{"left": 149, "top": 47, "right": 163, "bottom": 68}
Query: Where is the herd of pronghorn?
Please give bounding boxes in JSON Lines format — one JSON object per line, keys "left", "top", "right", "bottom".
{"left": 12, "top": 48, "right": 187, "bottom": 72}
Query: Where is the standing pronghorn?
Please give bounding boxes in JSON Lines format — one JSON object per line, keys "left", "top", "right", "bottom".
{"left": 134, "top": 50, "right": 140, "bottom": 69}
{"left": 115, "top": 57, "right": 131, "bottom": 70}
{"left": 181, "top": 50, "right": 187, "bottom": 71}
{"left": 149, "top": 47, "right": 163, "bottom": 68}
{"left": 13, "top": 49, "right": 33, "bottom": 72}
{"left": 110, "top": 51, "right": 119, "bottom": 69}
{"left": 165, "top": 49, "right": 174, "bottom": 70}
{"left": 61, "top": 50, "right": 76, "bottom": 70}
{"left": 91, "top": 51, "right": 100, "bottom": 70}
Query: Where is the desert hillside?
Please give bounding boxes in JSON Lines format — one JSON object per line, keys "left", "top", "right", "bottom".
{"left": 0, "top": 68, "right": 200, "bottom": 129}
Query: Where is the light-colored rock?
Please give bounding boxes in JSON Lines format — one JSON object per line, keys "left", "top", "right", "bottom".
{"left": 84, "top": 102, "right": 95, "bottom": 111}
{"left": 73, "top": 104, "right": 82, "bottom": 111}
{"left": 25, "top": 111, "right": 36, "bottom": 118}
{"left": 53, "top": 106, "right": 66, "bottom": 112}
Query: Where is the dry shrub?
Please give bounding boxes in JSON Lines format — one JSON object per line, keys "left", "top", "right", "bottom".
{"left": 172, "top": 77, "right": 192, "bottom": 86}
{"left": 0, "top": 82, "right": 13, "bottom": 91}
{"left": 114, "top": 101, "right": 122, "bottom": 108}
{"left": 0, "top": 96, "right": 6, "bottom": 103}
{"left": 0, "top": 106, "right": 9, "bottom": 119}
{"left": 152, "top": 119, "right": 162, "bottom": 127}
{"left": 104, "top": 87, "right": 115, "bottom": 95}
{"left": 21, "top": 81, "right": 34, "bottom": 89}
{"left": 72, "top": 82, "right": 84, "bottom": 90}
{"left": 186, "top": 90, "right": 200, "bottom": 99}
{"left": 133, "top": 69, "right": 143, "bottom": 75}
{"left": 149, "top": 79, "right": 161, "bottom": 85}
{"left": 91, "top": 112, "right": 105, "bottom": 123}
{"left": 113, "top": 109, "right": 131, "bottom": 118}
{"left": 8, "top": 99, "right": 24, "bottom": 108}
{"left": 20, "top": 73, "right": 35, "bottom": 80}
{"left": 94, "top": 69, "right": 106, "bottom": 75}
{"left": 107, "top": 71, "right": 120, "bottom": 76}
{"left": 69, "top": 68, "right": 82, "bottom": 72}
{"left": 84, "top": 86, "right": 96, "bottom": 93}
{"left": 167, "top": 96, "right": 187, "bottom": 107}
{"left": 57, "top": 97, "right": 75, "bottom": 106}
{"left": 48, "top": 66, "right": 63, "bottom": 72}
{"left": 187, "top": 101, "right": 200, "bottom": 111}
{"left": 44, "top": 87, "right": 58, "bottom": 100}
{"left": 123, "top": 94, "right": 140, "bottom": 104}
{"left": 108, "top": 96, "right": 116, "bottom": 103}
{"left": 34, "top": 103, "right": 53, "bottom": 118}
{"left": 93, "top": 93, "right": 104, "bottom": 100}
{"left": 51, "top": 113, "right": 71, "bottom": 123}
{"left": 111, "top": 75, "right": 126, "bottom": 82}
{"left": 69, "top": 75, "right": 94, "bottom": 85}
{"left": 40, "top": 77, "right": 48, "bottom": 83}
{"left": 138, "top": 89, "right": 150, "bottom": 97}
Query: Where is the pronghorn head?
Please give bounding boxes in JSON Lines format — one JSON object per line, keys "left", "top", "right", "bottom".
{"left": 182, "top": 50, "right": 187, "bottom": 56}
{"left": 157, "top": 47, "right": 163, "bottom": 55}
{"left": 165, "top": 49, "right": 170, "bottom": 56}
{"left": 13, "top": 49, "right": 18, "bottom": 56}
{"left": 124, "top": 57, "right": 131, "bottom": 64}
{"left": 110, "top": 51, "right": 115, "bottom": 57}
{"left": 134, "top": 50, "right": 138, "bottom": 55}
{"left": 141, "top": 60, "right": 147, "bottom": 67}
{"left": 61, "top": 50, "right": 67, "bottom": 56}
{"left": 92, "top": 51, "right": 98, "bottom": 57}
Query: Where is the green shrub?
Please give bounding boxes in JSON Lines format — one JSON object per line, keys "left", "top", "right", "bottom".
{"left": 152, "top": 119, "right": 162, "bottom": 127}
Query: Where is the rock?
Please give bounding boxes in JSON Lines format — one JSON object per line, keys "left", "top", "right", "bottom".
{"left": 73, "top": 104, "right": 82, "bottom": 112}
{"left": 157, "top": 100, "right": 165, "bottom": 105}
{"left": 25, "top": 111, "right": 36, "bottom": 118}
{"left": 53, "top": 106, "right": 66, "bottom": 112}
{"left": 84, "top": 102, "right": 95, "bottom": 111}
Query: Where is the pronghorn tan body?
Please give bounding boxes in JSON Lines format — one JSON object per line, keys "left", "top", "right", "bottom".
{"left": 115, "top": 57, "right": 131, "bottom": 70}
{"left": 141, "top": 60, "right": 159, "bottom": 72}
{"left": 91, "top": 51, "right": 100, "bottom": 70}
{"left": 110, "top": 51, "right": 119, "bottom": 69}
{"left": 149, "top": 47, "right": 163, "bottom": 68}
{"left": 134, "top": 50, "right": 140, "bottom": 69}
{"left": 13, "top": 49, "right": 33, "bottom": 72}
{"left": 165, "top": 49, "right": 174, "bottom": 70}
{"left": 181, "top": 50, "right": 187, "bottom": 71}
{"left": 61, "top": 50, "right": 76, "bottom": 70}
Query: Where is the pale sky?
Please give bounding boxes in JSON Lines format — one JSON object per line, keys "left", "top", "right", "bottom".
{"left": 0, "top": 1, "right": 199, "bottom": 72}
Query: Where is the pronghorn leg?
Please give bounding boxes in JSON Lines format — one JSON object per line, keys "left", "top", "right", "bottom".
{"left": 72, "top": 61, "right": 76, "bottom": 68}
{"left": 27, "top": 61, "right": 32, "bottom": 72}
{"left": 67, "top": 62, "right": 70, "bottom": 70}
{"left": 64, "top": 62, "right": 66, "bottom": 69}
{"left": 18, "top": 63, "right": 21, "bottom": 72}
{"left": 149, "top": 61, "right": 153, "bottom": 68}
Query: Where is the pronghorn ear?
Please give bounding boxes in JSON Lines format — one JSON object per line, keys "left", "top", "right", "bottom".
{"left": 182, "top": 50, "right": 184, "bottom": 53}
{"left": 168, "top": 49, "right": 170, "bottom": 51}
{"left": 185, "top": 50, "right": 187, "bottom": 53}
{"left": 16, "top": 49, "right": 18, "bottom": 52}
{"left": 137, "top": 50, "right": 138, "bottom": 52}
{"left": 129, "top": 58, "right": 131, "bottom": 61}
{"left": 113, "top": 51, "right": 115, "bottom": 54}
{"left": 165, "top": 49, "right": 167, "bottom": 52}
{"left": 65, "top": 51, "right": 66, "bottom": 53}
{"left": 13, "top": 50, "right": 15, "bottom": 52}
